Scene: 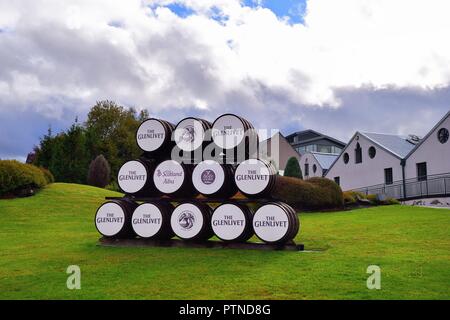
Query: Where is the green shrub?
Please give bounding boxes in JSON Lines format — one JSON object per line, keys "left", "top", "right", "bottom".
{"left": 39, "top": 167, "right": 55, "bottom": 184}
{"left": 0, "top": 160, "right": 48, "bottom": 196}
{"left": 105, "top": 181, "right": 120, "bottom": 192}
{"left": 343, "top": 191, "right": 357, "bottom": 205}
{"left": 284, "top": 157, "right": 302, "bottom": 179}
{"left": 366, "top": 194, "right": 379, "bottom": 205}
{"left": 274, "top": 176, "right": 343, "bottom": 210}
{"left": 343, "top": 190, "right": 368, "bottom": 205}
{"left": 382, "top": 197, "right": 400, "bottom": 205}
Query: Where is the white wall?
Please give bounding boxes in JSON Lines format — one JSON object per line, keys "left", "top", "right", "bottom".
{"left": 405, "top": 114, "right": 450, "bottom": 179}
{"left": 299, "top": 153, "right": 323, "bottom": 179}
{"left": 325, "top": 134, "right": 403, "bottom": 191}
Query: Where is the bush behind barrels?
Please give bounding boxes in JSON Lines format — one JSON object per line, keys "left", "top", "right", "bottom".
{"left": 275, "top": 176, "right": 343, "bottom": 210}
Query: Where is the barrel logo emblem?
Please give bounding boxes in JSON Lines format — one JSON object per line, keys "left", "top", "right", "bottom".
{"left": 178, "top": 211, "right": 195, "bottom": 230}
{"left": 180, "top": 125, "right": 196, "bottom": 143}
{"left": 201, "top": 169, "right": 216, "bottom": 185}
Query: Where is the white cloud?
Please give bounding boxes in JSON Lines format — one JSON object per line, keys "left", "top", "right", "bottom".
{"left": 0, "top": 0, "right": 449, "bottom": 122}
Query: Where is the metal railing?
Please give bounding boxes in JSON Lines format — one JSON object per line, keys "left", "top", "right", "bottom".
{"left": 352, "top": 173, "right": 450, "bottom": 200}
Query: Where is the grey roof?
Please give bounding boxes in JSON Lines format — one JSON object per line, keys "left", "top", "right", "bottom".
{"left": 285, "top": 129, "right": 346, "bottom": 147}
{"left": 310, "top": 152, "right": 339, "bottom": 170}
{"left": 360, "top": 132, "right": 416, "bottom": 159}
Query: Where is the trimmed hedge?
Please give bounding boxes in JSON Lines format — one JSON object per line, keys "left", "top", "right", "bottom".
{"left": 274, "top": 176, "right": 344, "bottom": 210}
{"left": 0, "top": 160, "right": 50, "bottom": 196}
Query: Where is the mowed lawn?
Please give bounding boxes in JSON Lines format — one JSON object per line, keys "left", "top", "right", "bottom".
{"left": 0, "top": 183, "right": 449, "bottom": 300}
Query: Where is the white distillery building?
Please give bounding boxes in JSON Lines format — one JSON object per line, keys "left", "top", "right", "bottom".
{"left": 299, "top": 152, "right": 339, "bottom": 179}
{"left": 325, "top": 110, "right": 450, "bottom": 201}
{"left": 325, "top": 132, "right": 417, "bottom": 192}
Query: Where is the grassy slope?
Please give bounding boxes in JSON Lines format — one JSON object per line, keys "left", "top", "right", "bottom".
{"left": 0, "top": 183, "right": 449, "bottom": 300}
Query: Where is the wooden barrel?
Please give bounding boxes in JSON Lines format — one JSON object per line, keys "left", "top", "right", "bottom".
{"left": 234, "top": 158, "right": 277, "bottom": 198}
{"left": 211, "top": 114, "right": 258, "bottom": 162}
{"left": 153, "top": 160, "right": 198, "bottom": 197}
{"left": 94, "top": 199, "right": 138, "bottom": 238}
{"left": 173, "top": 117, "right": 212, "bottom": 153}
{"left": 131, "top": 201, "right": 175, "bottom": 240}
{"left": 170, "top": 201, "right": 214, "bottom": 241}
{"left": 252, "top": 201, "right": 299, "bottom": 244}
{"left": 136, "top": 118, "right": 175, "bottom": 157}
{"left": 117, "top": 159, "right": 159, "bottom": 196}
{"left": 211, "top": 202, "right": 254, "bottom": 242}
{"left": 192, "top": 160, "right": 237, "bottom": 198}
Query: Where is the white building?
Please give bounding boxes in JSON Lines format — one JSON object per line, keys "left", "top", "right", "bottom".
{"left": 325, "top": 110, "right": 450, "bottom": 201}
{"left": 325, "top": 132, "right": 416, "bottom": 192}
{"left": 404, "top": 111, "right": 450, "bottom": 179}
{"left": 300, "top": 152, "right": 339, "bottom": 179}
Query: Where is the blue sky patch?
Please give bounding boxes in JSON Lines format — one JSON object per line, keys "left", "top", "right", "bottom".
{"left": 166, "top": 3, "right": 195, "bottom": 18}
{"left": 243, "top": 0, "right": 307, "bottom": 24}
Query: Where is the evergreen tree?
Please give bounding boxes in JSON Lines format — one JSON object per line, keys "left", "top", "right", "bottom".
{"left": 284, "top": 157, "right": 303, "bottom": 179}
{"left": 87, "top": 155, "right": 111, "bottom": 188}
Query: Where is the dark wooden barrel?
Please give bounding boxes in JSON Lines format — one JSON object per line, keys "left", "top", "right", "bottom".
{"left": 117, "top": 159, "right": 159, "bottom": 196}
{"left": 234, "top": 158, "right": 277, "bottom": 198}
{"left": 211, "top": 202, "right": 254, "bottom": 242}
{"left": 131, "top": 201, "right": 175, "bottom": 240}
{"left": 136, "top": 118, "right": 175, "bottom": 157}
{"left": 211, "top": 114, "right": 258, "bottom": 162}
{"left": 252, "top": 201, "right": 299, "bottom": 244}
{"left": 153, "top": 160, "right": 198, "bottom": 197}
{"left": 94, "top": 199, "right": 138, "bottom": 238}
{"left": 170, "top": 201, "right": 214, "bottom": 241}
{"left": 192, "top": 160, "right": 237, "bottom": 198}
{"left": 173, "top": 117, "right": 212, "bottom": 153}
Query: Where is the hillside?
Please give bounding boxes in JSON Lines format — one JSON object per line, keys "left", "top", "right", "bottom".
{"left": 0, "top": 183, "right": 449, "bottom": 299}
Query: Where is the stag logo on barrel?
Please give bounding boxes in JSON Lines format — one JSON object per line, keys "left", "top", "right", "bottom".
{"left": 178, "top": 210, "right": 195, "bottom": 230}
{"left": 180, "top": 125, "right": 196, "bottom": 143}
{"left": 201, "top": 169, "right": 216, "bottom": 185}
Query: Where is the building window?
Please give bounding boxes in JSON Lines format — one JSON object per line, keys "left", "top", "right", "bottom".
{"left": 318, "top": 145, "right": 332, "bottom": 153}
{"left": 313, "top": 164, "right": 317, "bottom": 173}
{"left": 437, "top": 128, "right": 449, "bottom": 144}
{"left": 384, "top": 168, "right": 393, "bottom": 185}
{"left": 334, "top": 177, "right": 340, "bottom": 186}
{"left": 368, "top": 146, "right": 376, "bottom": 159}
{"left": 332, "top": 146, "right": 343, "bottom": 154}
{"left": 343, "top": 152, "right": 349, "bottom": 164}
{"left": 417, "top": 162, "right": 427, "bottom": 181}
{"left": 304, "top": 163, "right": 309, "bottom": 176}
{"left": 355, "top": 143, "right": 362, "bottom": 164}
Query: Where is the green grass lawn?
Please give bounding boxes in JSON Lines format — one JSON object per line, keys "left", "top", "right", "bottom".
{"left": 0, "top": 183, "right": 449, "bottom": 300}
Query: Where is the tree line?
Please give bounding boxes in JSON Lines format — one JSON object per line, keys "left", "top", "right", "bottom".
{"left": 30, "top": 100, "right": 148, "bottom": 187}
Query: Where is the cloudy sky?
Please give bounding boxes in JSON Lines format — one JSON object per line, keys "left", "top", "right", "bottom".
{"left": 1, "top": 0, "right": 450, "bottom": 160}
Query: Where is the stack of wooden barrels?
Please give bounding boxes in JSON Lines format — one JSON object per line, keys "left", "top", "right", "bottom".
{"left": 95, "top": 114, "right": 300, "bottom": 245}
